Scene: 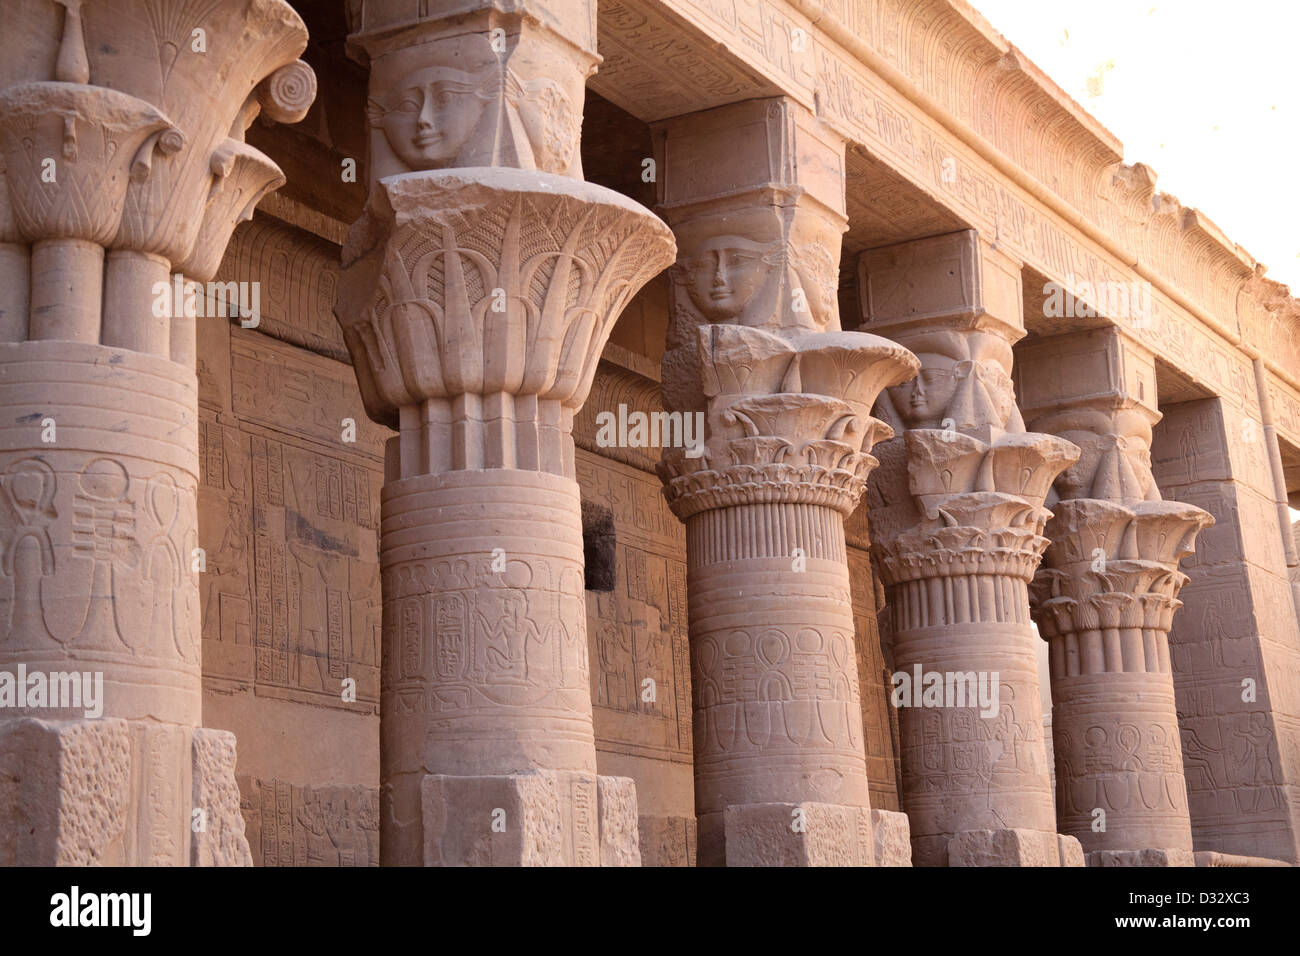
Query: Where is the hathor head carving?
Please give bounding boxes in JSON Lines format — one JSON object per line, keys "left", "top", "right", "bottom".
{"left": 366, "top": 31, "right": 584, "bottom": 176}
{"left": 680, "top": 235, "right": 781, "bottom": 324}
{"left": 882, "top": 330, "right": 1021, "bottom": 432}
{"left": 368, "top": 56, "right": 496, "bottom": 170}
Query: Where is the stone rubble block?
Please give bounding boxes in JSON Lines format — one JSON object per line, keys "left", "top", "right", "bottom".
{"left": 947, "top": 828, "right": 1060, "bottom": 867}
{"left": 1058, "top": 834, "right": 1086, "bottom": 867}
{"left": 638, "top": 815, "right": 697, "bottom": 867}
{"left": 1194, "top": 851, "right": 1291, "bottom": 867}
{"left": 724, "top": 802, "right": 875, "bottom": 867}
{"left": 191, "top": 728, "right": 253, "bottom": 867}
{"left": 423, "top": 770, "right": 640, "bottom": 866}
{"left": 597, "top": 775, "right": 640, "bottom": 867}
{"left": 0, "top": 718, "right": 131, "bottom": 866}
{"left": 871, "top": 808, "right": 912, "bottom": 866}
{"left": 1087, "top": 848, "right": 1197, "bottom": 867}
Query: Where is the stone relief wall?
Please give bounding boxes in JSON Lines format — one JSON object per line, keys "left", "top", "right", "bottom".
{"left": 198, "top": 218, "right": 388, "bottom": 863}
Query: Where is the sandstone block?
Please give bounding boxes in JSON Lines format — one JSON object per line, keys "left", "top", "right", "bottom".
{"left": 0, "top": 718, "right": 130, "bottom": 866}
{"left": 1087, "top": 848, "right": 1197, "bottom": 867}
{"left": 724, "top": 803, "right": 874, "bottom": 867}
{"left": 947, "top": 828, "right": 1059, "bottom": 867}
{"left": 1058, "top": 834, "right": 1086, "bottom": 867}
{"left": 871, "top": 809, "right": 912, "bottom": 866}
{"left": 597, "top": 775, "right": 640, "bottom": 867}
{"left": 423, "top": 770, "right": 638, "bottom": 866}
{"left": 191, "top": 728, "right": 253, "bottom": 867}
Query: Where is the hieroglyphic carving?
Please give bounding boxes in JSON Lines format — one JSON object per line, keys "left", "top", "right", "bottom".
{"left": 1149, "top": 398, "right": 1300, "bottom": 862}
{"left": 216, "top": 216, "right": 349, "bottom": 361}
{"left": 199, "top": 332, "right": 384, "bottom": 713}
{"left": 238, "top": 775, "right": 380, "bottom": 867}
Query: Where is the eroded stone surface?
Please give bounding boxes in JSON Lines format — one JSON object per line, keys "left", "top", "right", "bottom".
{"left": 0, "top": 718, "right": 130, "bottom": 866}
{"left": 1087, "top": 848, "right": 1196, "bottom": 867}
{"left": 948, "top": 828, "right": 1059, "bottom": 867}
{"left": 191, "top": 728, "right": 253, "bottom": 867}
{"left": 1058, "top": 834, "right": 1086, "bottom": 868}
{"left": 872, "top": 808, "right": 912, "bottom": 867}
{"left": 724, "top": 803, "right": 875, "bottom": 867}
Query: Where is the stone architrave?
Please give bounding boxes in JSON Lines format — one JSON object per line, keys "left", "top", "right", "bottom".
{"left": 0, "top": 0, "right": 314, "bottom": 865}
{"left": 1018, "top": 327, "right": 1212, "bottom": 860}
{"left": 336, "top": 0, "right": 675, "bottom": 866}
{"left": 859, "top": 230, "right": 1080, "bottom": 867}
{"left": 652, "top": 98, "right": 920, "bottom": 866}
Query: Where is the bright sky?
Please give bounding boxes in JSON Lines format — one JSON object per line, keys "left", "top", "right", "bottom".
{"left": 967, "top": 0, "right": 1300, "bottom": 293}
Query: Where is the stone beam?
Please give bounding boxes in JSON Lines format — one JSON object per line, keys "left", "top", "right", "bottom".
{"left": 859, "top": 229, "right": 1079, "bottom": 866}
{"left": 335, "top": 0, "right": 675, "bottom": 866}
{"left": 0, "top": 0, "right": 314, "bottom": 865}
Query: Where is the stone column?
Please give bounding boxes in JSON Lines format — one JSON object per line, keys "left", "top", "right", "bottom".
{"left": 859, "top": 231, "right": 1080, "bottom": 867}
{"left": 335, "top": 1, "right": 675, "bottom": 866}
{"left": 1150, "top": 395, "right": 1300, "bottom": 864}
{"left": 652, "top": 99, "right": 919, "bottom": 866}
{"left": 1018, "top": 327, "right": 1212, "bottom": 866}
{"left": 0, "top": 0, "right": 314, "bottom": 864}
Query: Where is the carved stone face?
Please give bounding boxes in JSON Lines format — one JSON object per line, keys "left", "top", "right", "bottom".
{"left": 683, "top": 236, "right": 773, "bottom": 322}
{"left": 372, "top": 64, "right": 491, "bottom": 170}
{"left": 890, "top": 355, "right": 960, "bottom": 429}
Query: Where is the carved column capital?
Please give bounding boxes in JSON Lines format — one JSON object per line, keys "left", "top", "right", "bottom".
{"left": 657, "top": 323, "right": 916, "bottom": 519}
{"left": 336, "top": 167, "right": 674, "bottom": 478}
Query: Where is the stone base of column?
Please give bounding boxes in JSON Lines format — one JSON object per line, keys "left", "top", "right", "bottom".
{"left": 947, "top": 828, "right": 1061, "bottom": 867}
{"left": 0, "top": 718, "right": 251, "bottom": 866}
{"left": 420, "top": 771, "right": 639, "bottom": 867}
{"left": 1058, "top": 834, "right": 1086, "bottom": 867}
{"left": 1087, "top": 848, "right": 1196, "bottom": 867}
{"left": 191, "top": 728, "right": 254, "bottom": 867}
{"left": 872, "top": 809, "right": 913, "bottom": 867}
{"left": 1194, "top": 851, "right": 1292, "bottom": 867}
{"left": 722, "top": 803, "right": 875, "bottom": 867}
{"left": 638, "top": 815, "right": 698, "bottom": 867}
